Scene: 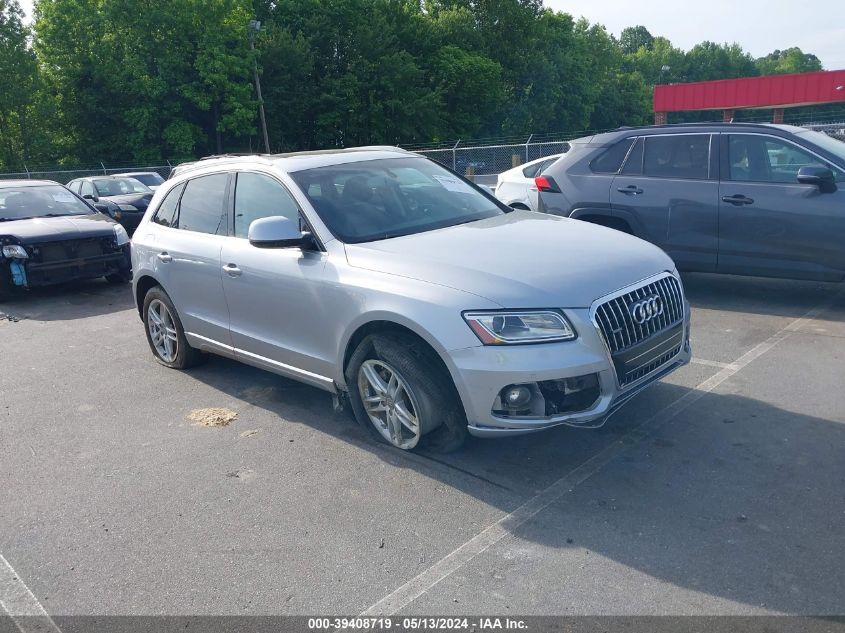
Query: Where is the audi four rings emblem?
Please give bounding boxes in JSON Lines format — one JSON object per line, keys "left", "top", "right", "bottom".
{"left": 630, "top": 295, "right": 664, "bottom": 324}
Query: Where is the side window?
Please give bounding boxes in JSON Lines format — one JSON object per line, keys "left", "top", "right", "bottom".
{"left": 643, "top": 134, "right": 710, "bottom": 180}
{"left": 591, "top": 138, "right": 635, "bottom": 174}
{"left": 176, "top": 174, "right": 229, "bottom": 235}
{"left": 521, "top": 162, "right": 544, "bottom": 178}
{"left": 728, "top": 135, "right": 841, "bottom": 183}
{"left": 67, "top": 181, "right": 81, "bottom": 194}
{"left": 152, "top": 183, "right": 185, "bottom": 227}
{"left": 80, "top": 181, "right": 95, "bottom": 198}
{"left": 233, "top": 172, "right": 300, "bottom": 239}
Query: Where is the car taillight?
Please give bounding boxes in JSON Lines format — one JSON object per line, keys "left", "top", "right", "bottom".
{"left": 534, "top": 175, "right": 560, "bottom": 193}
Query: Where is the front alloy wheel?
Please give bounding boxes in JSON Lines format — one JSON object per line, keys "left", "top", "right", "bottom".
{"left": 358, "top": 359, "right": 422, "bottom": 450}
{"left": 147, "top": 298, "right": 178, "bottom": 363}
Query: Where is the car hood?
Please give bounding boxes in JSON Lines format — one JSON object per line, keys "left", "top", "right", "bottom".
{"left": 344, "top": 211, "right": 676, "bottom": 308}
{"left": 0, "top": 214, "right": 117, "bottom": 244}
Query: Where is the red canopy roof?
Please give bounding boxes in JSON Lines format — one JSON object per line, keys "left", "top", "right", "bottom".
{"left": 653, "top": 69, "right": 845, "bottom": 113}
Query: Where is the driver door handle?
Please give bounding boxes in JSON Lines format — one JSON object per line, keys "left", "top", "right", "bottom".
{"left": 223, "top": 263, "right": 242, "bottom": 277}
{"left": 156, "top": 252, "right": 172, "bottom": 263}
{"left": 722, "top": 194, "right": 754, "bottom": 206}
{"left": 617, "top": 185, "right": 643, "bottom": 195}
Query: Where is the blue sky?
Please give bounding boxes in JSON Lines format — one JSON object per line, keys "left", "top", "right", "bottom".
{"left": 17, "top": 0, "right": 845, "bottom": 70}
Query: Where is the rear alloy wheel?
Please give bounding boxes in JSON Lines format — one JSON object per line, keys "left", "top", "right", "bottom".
{"left": 142, "top": 286, "right": 205, "bottom": 369}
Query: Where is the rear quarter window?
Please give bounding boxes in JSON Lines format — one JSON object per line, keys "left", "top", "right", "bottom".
{"left": 174, "top": 174, "right": 229, "bottom": 235}
{"left": 590, "top": 138, "right": 635, "bottom": 174}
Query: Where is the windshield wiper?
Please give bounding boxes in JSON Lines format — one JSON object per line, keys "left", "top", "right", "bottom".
{"left": 0, "top": 216, "right": 32, "bottom": 222}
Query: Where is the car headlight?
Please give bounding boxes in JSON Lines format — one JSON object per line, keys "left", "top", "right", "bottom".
{"left": 113, "top": 224, "right": 130, "bottom": 246}
{"left": 463, "top": 310, "right": 576, "bottom": 345}
{"left": 1, "top": 244, "right": 28, "bottom": 259}
{"left": 118, "top": 204, "right": 138, "bottom": 211}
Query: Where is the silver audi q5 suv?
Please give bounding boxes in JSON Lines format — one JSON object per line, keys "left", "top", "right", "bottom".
{"left": 132, "top": 147, "right": 691, "bottom": 451}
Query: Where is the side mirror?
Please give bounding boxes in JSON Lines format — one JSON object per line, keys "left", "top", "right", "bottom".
{"left": 797, "top": 165, "right": 835, "bottom": 187}
{"left": 82, "top": 193, "right": 99, "bottom": 203}
{"left": 248, "top": 216, "right": 310, "bottom": 249}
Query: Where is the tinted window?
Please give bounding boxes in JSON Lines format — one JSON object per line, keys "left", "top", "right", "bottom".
{"left": 290, "top": 157, "right": 503, "bottom": 243}
{"left": 176, "top": 174, "right": 228, "bottom": 234}
{"left": 234, "top": 172, "right": 300, "bottom": 238}
{"left": 643, "top": 135, "right": 710, "bottom": 179}
{"left": 728, "top": 135, "right": 843, "bottom": 183}
{"left": 93, "top": 177, "right": 152, "bottom": 195}
{"left": 590, "top": 138, "right": 635, "bottom": 174}
{"left": 152, "top": 183, "right": 185, "bottom": 227}
{"left": 521, "top": 161, "right": 545, "bottom": 178}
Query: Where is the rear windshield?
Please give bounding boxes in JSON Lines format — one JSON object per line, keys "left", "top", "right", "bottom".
{"left": 0, "top": 185, "right": 94, "bottom": 221}
{"left": 290, "top": 157, "right": 505, "bottom": 243}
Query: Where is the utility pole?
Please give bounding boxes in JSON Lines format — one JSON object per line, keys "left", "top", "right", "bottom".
{"left": 248, "top": 19, "right": 271, "bottom": 154}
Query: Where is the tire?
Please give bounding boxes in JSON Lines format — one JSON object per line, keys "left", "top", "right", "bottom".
{"left": 141, "top": 285, "right": 205, "bottom": 369}
{"left": 345, "top": 333, "right": 468, "bottom": 452}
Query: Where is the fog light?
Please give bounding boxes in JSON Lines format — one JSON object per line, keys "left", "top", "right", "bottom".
{"left": 501, "top": 385, "right": 532, "bottom": 409}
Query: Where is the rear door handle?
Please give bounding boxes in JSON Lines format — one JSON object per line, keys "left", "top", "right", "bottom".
{"left": 222, "top": 263, "right": 242, "bottom": 277}
{"left": 617, "top": 185, "right": 643, "bottom": 195}
{"left": 721, "top": 195, "right": 754, "bottom": 206}
{"left": 156, "top": 252, "right": 172, "bottom": 263}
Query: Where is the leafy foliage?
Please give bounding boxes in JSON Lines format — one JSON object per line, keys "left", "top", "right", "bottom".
{"left": 0, "top": 0, "right": 833, "bottom": 167}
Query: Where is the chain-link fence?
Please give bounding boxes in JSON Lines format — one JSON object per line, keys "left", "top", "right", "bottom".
{"left": 803, "top": 121, "right": 845, "bottom": 141}
{"left": 0, "top": 161, "right": 185, "bottom": 185}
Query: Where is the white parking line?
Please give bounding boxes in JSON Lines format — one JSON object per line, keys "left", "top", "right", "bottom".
{"left": 690, "top": 357, "right": 740, "bottom": 370}
{"left": 0, "top": 554, "right": 61, "bottom": 633}
{"left": 361, "top": 294, "right": 841, "bottom": 616}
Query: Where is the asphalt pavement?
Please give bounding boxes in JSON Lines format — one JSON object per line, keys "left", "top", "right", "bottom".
{"left": 0, "top": 273, "right": 843, "bottom": 619}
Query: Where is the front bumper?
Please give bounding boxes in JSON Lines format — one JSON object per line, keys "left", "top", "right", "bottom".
{"left": 2, "top": 245, "right": 131, "bottom": 289}
{"left": 448, "top": 304, "right": 691, "bottom": 438}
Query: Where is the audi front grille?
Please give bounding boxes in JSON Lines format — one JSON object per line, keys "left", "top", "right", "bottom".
{"left": 593, "top": 274, "right": 685, "bottom": 387}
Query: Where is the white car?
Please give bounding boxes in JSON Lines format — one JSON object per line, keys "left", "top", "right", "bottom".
{"left": 494, "top": 151, "right": 567, "bottom": 211}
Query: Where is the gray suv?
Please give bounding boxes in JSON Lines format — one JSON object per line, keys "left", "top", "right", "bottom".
{"left": 537, "top": 123, "right": 845, "bottom": 281}
{"left": 132, "top": 147, "right": 690, "bottom": 451}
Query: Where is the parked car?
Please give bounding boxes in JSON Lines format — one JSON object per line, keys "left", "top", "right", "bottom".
{"left": 0, "top": 180, "right": 131, "bottom": 301}
{"left": 112, "top": 171, "right": 166, "bottom": 191}
{"left": 537, "top": 123, "right": 845, "bottom": 281}
{"left": 132, "top": 147, "right": 690, "bottom": 452}
{"left": 66, "top": 176, "right": 154, "bottom": 233}
{"left": 495, "top": 151, "right": 567, "bottom": 211}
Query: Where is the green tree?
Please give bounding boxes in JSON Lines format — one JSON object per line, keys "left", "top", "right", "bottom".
{"left": 756, "top": 47, "right": 823, "bottom": 75}
{"left": 619, "top": 25, "right": 654, "bottom": 55}
{"left": 34, "top": 0, "right": 255, "bottom": 162}
{"left": 0, "top": 0, "right": 40, "bottom": 168}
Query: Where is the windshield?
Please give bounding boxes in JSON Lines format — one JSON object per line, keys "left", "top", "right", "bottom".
{"left": 290, "top": 157, "right": 505, "bottom": 243}
{"left": 0, "top": 185, "right": 94, "bottom": 221}
{"left": 128, "top": 173, "right": 164, "bottom": 186}
{"left": 94, "top": 177, "right": 152, "bottom": 195}
{"left": 797, "top": 130, "right": 845, "bottom": 164}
